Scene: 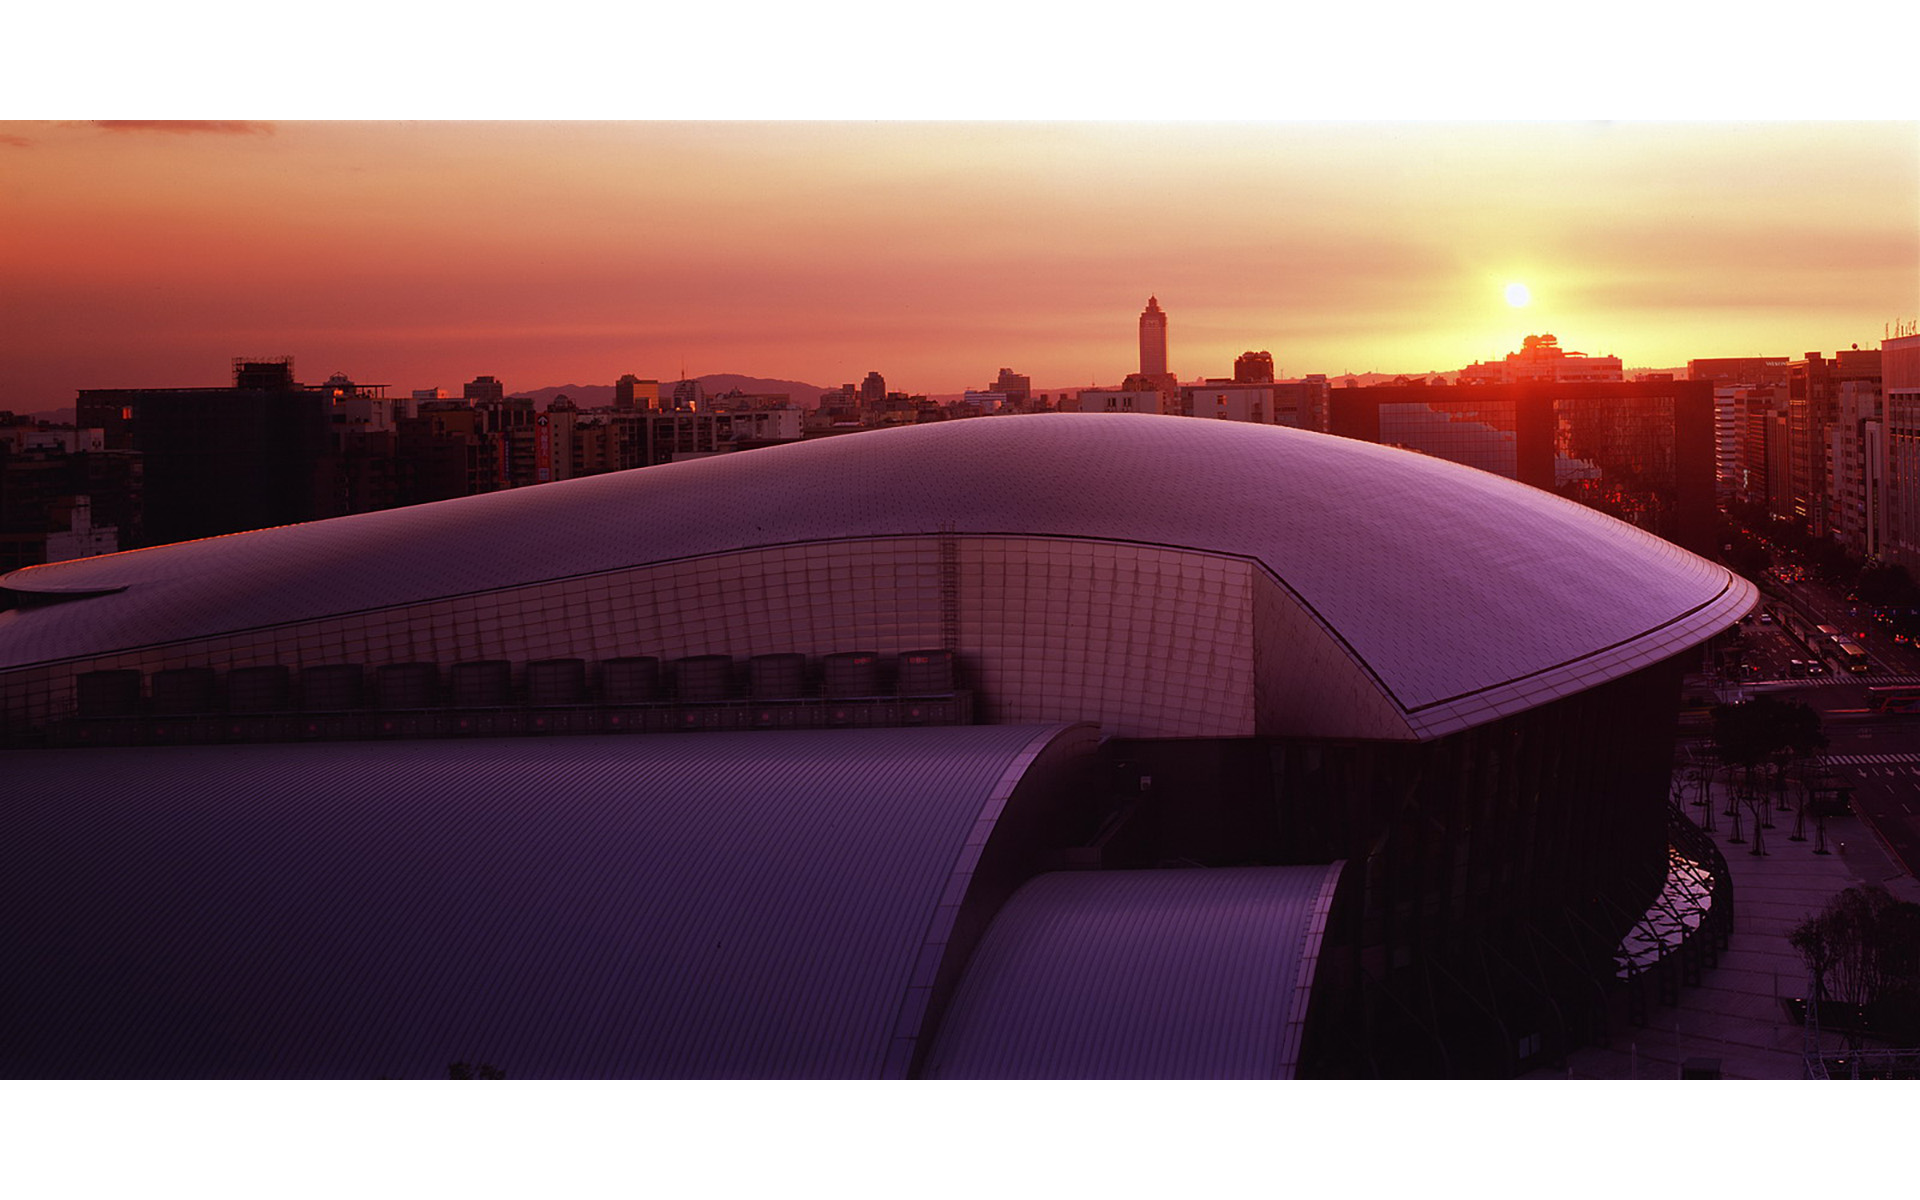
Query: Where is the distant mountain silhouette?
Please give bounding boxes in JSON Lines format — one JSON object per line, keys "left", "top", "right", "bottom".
{"left": 696, "top": 374, "right": 839, "bottom": 404}
{"left": 508, "top": 384, "right": 615, "bottom": 408}
{"left": 1320, "top": 372, "right": 1458, "bottom": 388}
{"left": 513, "top": 375, "right": 836, "bottom": 409}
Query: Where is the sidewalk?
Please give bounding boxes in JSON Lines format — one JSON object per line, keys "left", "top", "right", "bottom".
{"left": 1528, "top": 778, "right": 1920, "bottom": 1080}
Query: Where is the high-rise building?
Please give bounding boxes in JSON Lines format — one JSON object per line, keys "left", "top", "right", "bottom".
{"left": 0, "top": 417, "right": 138, "bottom": 571}
{"left": 1687, "top": 357, "right": 1790, "bottom": 388}
{"left": 75, "top": 358, "right": 355, "bottom": 546}
{"left": 1328, "top": 378, "right": 1717, "bottom": 552}
{"left": 1138, "top": 296, "right": 1168, "bottom": 378}
{"left": 1788, "top": 348, "right": 1882, "bottom": 536}
{"left": 1876, "top": 335, "right": 1920, "bottom": 571}
{"left": 615, "top": 375, "right": 661, "bottom": 412}
{"left": 1070, "top": 387, "right": 1166, "bottom": 415}
{"left": 464, "top": 375, "right": 507, "bottom": 405}
{"left": 1459, "top": 334, "right": 1623, "bottom": 385}
{"left": 1830, "top": 379, "right": 1884, "bottom": 559}
{"left": 1730, "top": 385, "right": 1789, "bottom": 513}
{"left": 1181, "top": 353, "right": 1326, "bottom": 431}
{"left": 669, "top": 379, "right": 707, "bottom": 412}
{"left": 1233, "top": 351, "right": 1275, "bottom": 384}
{"left": 1180, "top": 379, "right": 1327, "bottom": 430}
{"left": 395, "top": 401, "right": 497, "bottom": 504}
{"left": 990, "top": 368, "right": 1032, "bottom": 408}
{"left": 1688, "top": 356, "right": 1790, "bottom": 511}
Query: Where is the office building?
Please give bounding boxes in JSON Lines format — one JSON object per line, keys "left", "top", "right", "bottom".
{"left": 75, "top": 358, "right": 352, "bottom": 546}
{"left": 614, "top": 374, "right": 661, "bottom": 412}
{"left": 1688, "top": 357, "right": 1790, "bottom": 389}
{"left": 1459, "top": 333, "right": 1623, "bottom": 385}
{"left": 463, "top": 375, "right": 507, "bottom": 405}
{"left": 1067, "top": 388, "right": 1167, "bottom": 415}
{"left": 1787, "top": 348, "right": 1882, "bottom": 536}
{"left": 1877, "top": 335, "right": 1920, "bottom": 571}
{"left": 1327, "top": 377, "right": 1718, "bottom": 553}
{"left": 1830, "top": 379, "right": 1884, "bottom": 560}
{"left": 1729, "top": 385, "right": 1790, "bottom": 513}
{"left": 1234, "top": 351, "right": 1276, "bottom": 384}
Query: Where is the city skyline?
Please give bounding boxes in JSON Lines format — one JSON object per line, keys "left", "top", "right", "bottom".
{"left": 10, "top": 0, "right": 1919, "bottom": 1178}
{"left": 3, "top": 120, "right": 1915, "bottom": 411}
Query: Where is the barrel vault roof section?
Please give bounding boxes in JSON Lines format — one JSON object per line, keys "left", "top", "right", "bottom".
{"left": 2, "top": 725, "right": 1091, "bottom": 1079}
{"left": 922, "top": 863, "right": 1346, "bottom": 1079}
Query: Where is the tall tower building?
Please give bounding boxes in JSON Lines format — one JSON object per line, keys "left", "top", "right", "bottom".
{"left": 1139, "top": 297, "right": 1168, "bottom": 378}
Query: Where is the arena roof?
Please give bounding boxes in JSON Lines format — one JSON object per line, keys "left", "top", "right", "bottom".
{"left": 2, "top": 725, "right": 1096, "bottom": 1079}
{"left": 922, "top": 863, "right": 1343, "bottom": 1079}
{"left": 0, "top": 413, "right": 1753, "bottom": 732}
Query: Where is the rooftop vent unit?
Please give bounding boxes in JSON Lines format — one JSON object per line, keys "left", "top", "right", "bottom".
{"left": 897, "top": 649, "right": 956, "bottom": 697}
{"left": 76, "top": 669, "right": 143, "bottom": 718}
{"left": 672, "top": 655, "right": 733, "bottom": 703}
{"left": 150, "top": 667, "right": 217, "bottom": 716}
{"left": 300, "top": 664, "right": 364, "bottom": 712}
{"left": 374, "top": 663, "right": 440, "bottom": 711}
{"left": 749, "top": 653, "right": 808, "bottom": 701}
{"left": 823, "top": 651, "right": 883, "bottom": 699}
{"left": 226, "top": 665, "right": 293, "bottom": 713}
{"left": 600, "top": 657, "right": 659, "bottom": 705}
{"left": 449, "top": 661, "right": 512, "bottom": 709}
{"left": 527, "top": 658, "right": 590, "bottom": 707}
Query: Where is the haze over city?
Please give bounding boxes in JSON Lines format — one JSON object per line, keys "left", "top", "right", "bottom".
{"left": 3, "top": 120, "right": 1914, "bottom": 409}
{"left": 9, "top": 4, "right": 1920, "bottom": 1193}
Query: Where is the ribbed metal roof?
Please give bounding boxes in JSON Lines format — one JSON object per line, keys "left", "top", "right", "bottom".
{"left": 0, "top": 413, "right": 1753, "bottom": 725}
{"left": 922, "top": 864, "right": 1345, "bottom": 1079}
{"left": 2, "top": 725, "right": 1087, "bottom": 1079}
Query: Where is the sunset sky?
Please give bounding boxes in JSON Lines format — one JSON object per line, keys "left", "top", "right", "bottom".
{"left": 6, "top": 0, "right": 1918, "bottom": 414}
{"left": 3, "top": 119, "right": 1913, "bottom": 409}
{"left": 6, "top": 8, "right": 1919, "bottom": 1185}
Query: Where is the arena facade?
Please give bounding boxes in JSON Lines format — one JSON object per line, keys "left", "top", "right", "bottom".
{"left": 0, "top": 414, "right": 1754, "bottom": 1077}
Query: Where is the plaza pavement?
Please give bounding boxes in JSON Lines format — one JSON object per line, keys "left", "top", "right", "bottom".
{"left": 1528, "top": 776, "right": 1920, "bottom": 1080}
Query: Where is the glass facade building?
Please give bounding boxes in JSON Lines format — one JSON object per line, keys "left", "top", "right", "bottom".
{"left": 1329, "top": 380, "right": 1717, "bottom": 553}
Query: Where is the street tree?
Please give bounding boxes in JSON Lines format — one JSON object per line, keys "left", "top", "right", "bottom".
{"left": 1790, "top": 885, "right": 1920, "bottom": 1044}
{"left": 1709, "top": 695, "right": 1827, "bottom": 854}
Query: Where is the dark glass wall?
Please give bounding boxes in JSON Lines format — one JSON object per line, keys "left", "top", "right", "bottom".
{"left": 1329, "top": 382, "right": 1717, "bottom": 553}
{"left": 1107, "top": 657, "right": 1685, "bottom": 1077}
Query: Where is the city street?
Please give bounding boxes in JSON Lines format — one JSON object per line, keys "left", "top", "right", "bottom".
{"left": 1711, "top": 580, "right": 1920, "bottom": 877}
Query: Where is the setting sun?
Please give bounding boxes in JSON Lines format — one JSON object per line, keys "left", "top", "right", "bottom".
{"left": 0, "top": 121, "right": 1913, "bottom": 402}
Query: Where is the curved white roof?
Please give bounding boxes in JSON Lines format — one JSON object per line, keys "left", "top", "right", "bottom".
{"left": 0, "top": 413, "right": 1751, "bottom": 732}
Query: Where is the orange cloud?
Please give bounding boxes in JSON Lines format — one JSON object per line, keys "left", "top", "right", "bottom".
{"left": 92, "top": 120, "right": 274, "bottom": 136}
